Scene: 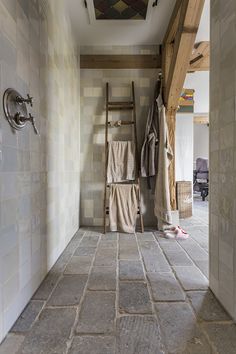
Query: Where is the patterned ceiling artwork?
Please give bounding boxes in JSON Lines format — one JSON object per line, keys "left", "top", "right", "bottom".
{"left": 93, "top": 0, "right": 149, "bottom": 20}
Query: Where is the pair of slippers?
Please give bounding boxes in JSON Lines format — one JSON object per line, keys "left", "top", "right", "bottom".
{"left": 163, "top": 226, "right": 189, "bottom": 240}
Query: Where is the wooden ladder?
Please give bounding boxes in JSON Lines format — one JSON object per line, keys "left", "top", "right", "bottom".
{"left": 103, "top": 81, "right": 144, "bottom": 234}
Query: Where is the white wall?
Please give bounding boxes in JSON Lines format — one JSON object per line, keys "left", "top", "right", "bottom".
{"left": 175, "top": 114, "right": 194, "bottom": 182}
{"left": 194, "top": 124, "right": 209, "bottom": 165}
{"left": 184, "top": 71, "right": 209, "bottom": 114}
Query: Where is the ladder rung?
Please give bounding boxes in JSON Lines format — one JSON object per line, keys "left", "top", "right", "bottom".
{"left": 108, "top": 101, "right": 133, "bottom": 106}
{"left": 106, "top": 206, "right": 140, "bottom": 210}
{"left": 106, "top": 209, "right": 141, "bottom": 215}
{"left": 106, "top": 183, "right": 138, "bottom": 187}
{"left": 108, "top": 106, "right": 133, "bottom": 111}
{"left": 108, "top": 120, "right": 134, "bottom": 126}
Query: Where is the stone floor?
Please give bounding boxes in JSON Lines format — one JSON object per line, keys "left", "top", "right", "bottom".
{"left": 1, "top": 199, "right": 236, "bottom": 353}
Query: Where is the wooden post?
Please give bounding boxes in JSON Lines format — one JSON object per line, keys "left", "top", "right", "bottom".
{"left": 162, "top": 0, "right": 205, "bottom": 210}
{"left": 166, "top": 108, "right": 177, "bottom": 210}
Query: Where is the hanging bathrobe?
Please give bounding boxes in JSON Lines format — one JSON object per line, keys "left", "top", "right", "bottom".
{"left": 140, "top": 80, "right": 160, "bottom": 178}
{"left": 154, "top": 94, "right": 173, "bottom": 227}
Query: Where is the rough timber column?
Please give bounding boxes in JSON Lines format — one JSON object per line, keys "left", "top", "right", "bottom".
{"left": 162, "top": 0, "right": 205, "bottom": 210}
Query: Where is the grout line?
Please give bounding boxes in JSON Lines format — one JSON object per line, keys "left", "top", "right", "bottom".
{"left": 114, "top": 231, "right": 119, "bottom": 350}
{"left": 44, "top": 231, "right": 88, "bottom": 306}
{"left": 155, "top": 232, "right": 209, "bottom": 281}
{"left": 65, "top": 231, "right": 103, "bottom": 353}
{"left": 154, "top": 232, "right": 220, "bottom": 353}
{"left": 10, "top": 230, "right": 88, "bottom": 344}
{"left": 134, "top": 232, "right": 166, "bottom": 354}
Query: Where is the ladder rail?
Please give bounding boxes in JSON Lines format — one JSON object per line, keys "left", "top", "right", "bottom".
{"left": 131, "top": 81, "right": 144, "bottom": 233}
{"left": 103, "top": 81, "right": 144, "bottom": 234}
{"left": 103, "top": 83, "right": 109, "bottom": 234}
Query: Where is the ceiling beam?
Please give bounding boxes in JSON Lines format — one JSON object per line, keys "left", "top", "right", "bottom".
{"left": 80, "top": 55, "right": 161, "bottom": 69}
{"left": 80, "top": 46, "right": 209, "bottom": 71}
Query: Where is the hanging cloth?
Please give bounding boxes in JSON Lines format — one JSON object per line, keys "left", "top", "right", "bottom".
{"left": 107, "top": 141, "right": 135, "bottom": 183}
{"left": 109, "top": 184, "right": 139, "bottom": 233}
{"left": 154, "top": 93, "right": 173, "bottom": 226}
{"left": 140, "top": 80, "right": 161, "bottom": 180}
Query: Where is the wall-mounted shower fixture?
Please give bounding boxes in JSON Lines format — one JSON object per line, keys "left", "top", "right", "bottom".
{"left": 3, "top": 88, "right": 39, "bottom": 134}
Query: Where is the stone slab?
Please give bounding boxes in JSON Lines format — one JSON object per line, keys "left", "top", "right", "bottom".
{"left": 119, "top": 260, "right": 144, "bottom": 281}
{"left": 79, "top": 235, "right": 100, "bottom": 247}
{"left": 76, "top": 291, "right": 115, "bottom": 334}
{"left": 155, "top": 302, "right": 212, "bottom": 354}
{"left": 47, "top": 275, "right": 87, "bottom": 306}
{"left": 202, "top": 323, "right": 236, "bottom": 354}
{"left": 187, "top": 290, "right": 231, "bottom": 321}
{"left": 69, "top": 336, "right": 115, "bottom": 354}
{"left": 142, "top": 254, "right": 171, "bottom": 273}
{"left": 88, "top": 266, "right": 116, "bottom": 290}
{"left": 136, "top": 232, "right": 155, "bottom": 241}
{"left": 19, "top": 308, "right": 76, "bottom": 354}
{"left": 139, "top": 241, "right": 160, "bottom": 255}
{"left": 194, "top": 260, "right": 209, "bottom": 278}
{"left": 116, "top": 316, "right": 164, "bottom": 354}
{"left": 119, "top": 282, "right": 152, "bottom": 314}
{"left": 0, "top": 334, "right": 25, "bottom": 354}
{"left": 178, "top": 240, "right": 208, "bottom": 262}
{"left": 161, "top": 248, "right": 193, "bottom": 266}
{"left": 147, "top": 272, "right": 185, "bottom": 301}
{"left": 119, "top": 241, "right": 140, "bottom": 260}
{"left": 98, "top": 240, "right": 117, "bottom": 249}
{"left": 173, "top": 266, "right": 208, "bottom": 290}
{"left": 101, "top": 232, "right": 118, "bottom": 240}
{"left": 50, "top": 252, "right": 72, "bottom": 274}
{"left": 63, "top": 235, "right": 83, "bottom": 256}
{"left": 64, "top": 256, "right": 93, "bottom": 274}
{"left": 94, "top": 248, "right": 117, "bottom": 266}
{"left": 74, "top": 247, "right": 97, "bottom": 256}
{"left": 11, "top": 301, "right": 44, "bottom": 333}
{"left": 32, "top": 272, "right": 60, "bottom": 300}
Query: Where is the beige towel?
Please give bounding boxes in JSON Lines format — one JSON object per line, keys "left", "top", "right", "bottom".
{"left": 154, "top": 95, "right": 173, "bottom": 225}
{"left": 107, "top": 141, "right": 135, "bottom": 183}
{"left": 109, "top": 184, "right": 139, "bottom": 233}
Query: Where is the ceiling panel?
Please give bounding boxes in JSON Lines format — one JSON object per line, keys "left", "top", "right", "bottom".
{"left": 93, "top": 0, "right": 149, "bottom": 20}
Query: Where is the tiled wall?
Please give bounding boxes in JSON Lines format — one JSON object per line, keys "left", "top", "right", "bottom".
{"left": 80, "top": 45, "right": 159, "bottom": 227}
{"left": 0, "top": 0, "right": 80, "bottom": 342}
{"left": 210, "top": 0, "right": 236, "bottom": 320}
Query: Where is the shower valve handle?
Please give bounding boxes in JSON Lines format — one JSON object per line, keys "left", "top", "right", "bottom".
{"left": 15, "top": 112, "right": 39, "bottom": 135}
{"left": 16, "top": 94, "right": 33, "bottom": 107}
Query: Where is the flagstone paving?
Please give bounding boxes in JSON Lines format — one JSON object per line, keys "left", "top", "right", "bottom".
{"left": 1, "top": 200, "right": 236, "bottom": 353}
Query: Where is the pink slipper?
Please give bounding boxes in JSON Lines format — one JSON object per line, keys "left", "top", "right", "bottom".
{"left": 163, "top": 230, "right": 176, "bottom": 239}
{"left": 175, "top": 226, "right": 189, "bottom": 240}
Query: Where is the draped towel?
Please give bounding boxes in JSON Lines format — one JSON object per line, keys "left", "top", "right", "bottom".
{"left": 107, "top": 141, "right": 135, "bottom": 183}
{"left": 109, "top": 184, "right": 139, "bottom": 233}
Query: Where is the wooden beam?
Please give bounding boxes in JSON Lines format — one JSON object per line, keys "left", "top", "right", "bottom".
{"left": 194, "top": 114, "right": 209, "bottom": 124}
{"left": 80, "top": 55, "right": 161, "bottom": 69}
{"left": 162, "top": 0, "right": 182, "bottom": 94}
{"left": 165, "top": 0, "right": 205, "bottom": 110}
{"left": 80, "top": 48, "right": 208, "bottom": 71}
{"left": 162, "top": 0, "right": 205, "bottom": 210}
{"left": 189, "top": 41, "right": 210, "bottom": 71}
{"left": 163, "top": 0, "right": 182, "bottom": 44}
